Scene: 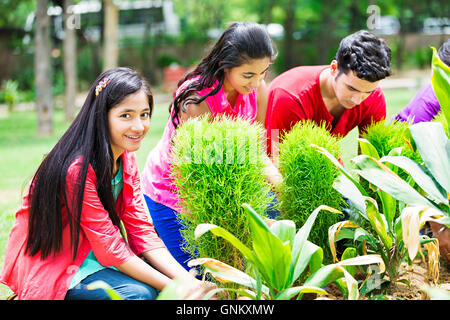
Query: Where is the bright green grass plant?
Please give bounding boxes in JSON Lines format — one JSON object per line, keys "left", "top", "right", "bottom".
{"left": 171, "top": 115, "right": 274, "bottom": 270}
{"left": 278, "top": 120, "right": 344, "bottom": 262}
{"left": 361, "top": 120, "right": 422, "bottom": 163}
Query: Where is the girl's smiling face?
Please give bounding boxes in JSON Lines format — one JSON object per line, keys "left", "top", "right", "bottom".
{"left": 108, "top": 89, "right": 151, "bottom": 160}
{"left": 223, "top": 57, "right": 271, "bottom": 95}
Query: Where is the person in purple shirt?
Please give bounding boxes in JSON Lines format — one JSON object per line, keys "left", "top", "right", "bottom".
{"left": 395, "top": 39, "right": 449, "bottom": 124}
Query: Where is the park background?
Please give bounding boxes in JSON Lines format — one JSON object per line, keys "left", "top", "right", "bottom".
{"left": 0, "top": 0, "right": 449, "bottom": 299}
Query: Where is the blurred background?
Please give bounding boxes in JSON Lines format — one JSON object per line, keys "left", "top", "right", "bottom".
{"left": 0, "top": 0, "right": 449, "bottom": 128}
{"left": 0, "top": 0, "right": 449, "bottom": 299}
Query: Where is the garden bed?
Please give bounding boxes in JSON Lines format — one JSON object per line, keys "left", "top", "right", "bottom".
{"left": 321, "top": 261, "right": 449, "bottom": 300}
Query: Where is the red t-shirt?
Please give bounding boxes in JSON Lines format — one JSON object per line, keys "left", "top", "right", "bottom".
{"left": 265, "top": 65, "right": 386, "bottom": 155}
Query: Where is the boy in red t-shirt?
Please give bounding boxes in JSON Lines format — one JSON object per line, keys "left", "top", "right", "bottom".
{"left": 265, "top": 30, "right": 392, "bottom": 155}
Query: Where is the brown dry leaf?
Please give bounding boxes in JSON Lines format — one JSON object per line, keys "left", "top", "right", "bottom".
{"left": 328, "top": 220, "right": 359, "bottom": 262}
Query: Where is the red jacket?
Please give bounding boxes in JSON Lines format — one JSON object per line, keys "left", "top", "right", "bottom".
{"left": 0, "top": 151, "right": 166, "bottom": 300}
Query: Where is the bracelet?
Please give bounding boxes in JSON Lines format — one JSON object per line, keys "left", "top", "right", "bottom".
{"left": 433, "top": 226, "right": 447, "bottom": 238}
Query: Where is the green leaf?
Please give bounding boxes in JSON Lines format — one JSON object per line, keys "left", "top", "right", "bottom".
{"left": 292, "top": 240, "right": 323, "bottom": 282}
{"left": 311, "top": 144, "right": 368, "bottom": 196}
{"left": 275, "top": 286, "right": 327, "bottom": 300}
{"left": 290, "top": 205, "right": 341, "bottom": 284}
{"left": 243, "top": 203, "right": 292, "bottom": 291}
{"left": 380, "top": 155, "right": 448, "bottom": 205}
{"left": 187, "top": 258, "right": 269, "bottom": 296}
{"left": 352, "top": 154, "right": 437, "bottom": 209}
{"left": 409, "top": 122, "right": 450, "bottom": 193}
{"left": 357, "top": 137, "right": 381, "bottom": 159}
{"left": 87, "top": 281, "right": 123, "bottom": 300}
{"left": 194, "top": 223, "right": 261, "bottom": 269}
{"left": 431, "top": 46, "right": 450, "bottom": 127}
{"left": 341, "top": 247, "right": 357, "bottom": 276}
{"left": 333, "top": 173, "right": 367, "bottom": 218}
{"left": 269, "top": 219, "right": 296, "bottom": 247}
{"left": 365, "top": 199, "right": 393, "bottom": 250}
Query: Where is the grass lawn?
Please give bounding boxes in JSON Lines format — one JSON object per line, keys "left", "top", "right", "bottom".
{"left": 0, "top": 87, "right": 415, "bottom": 299}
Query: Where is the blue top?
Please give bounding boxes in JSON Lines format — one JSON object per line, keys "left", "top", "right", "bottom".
{"left": 68, "top": 159, "right": 124, "bottom": 289}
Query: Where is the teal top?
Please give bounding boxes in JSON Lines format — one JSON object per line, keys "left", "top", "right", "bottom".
{"left": 68, "top": 159, "right": 124, "bottom": 289}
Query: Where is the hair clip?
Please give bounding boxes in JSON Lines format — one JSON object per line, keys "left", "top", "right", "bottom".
{"left": 95, "top": 78, "right": 111, "bottom": 97}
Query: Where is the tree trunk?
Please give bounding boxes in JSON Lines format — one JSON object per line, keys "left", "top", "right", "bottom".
{"left": 34, "top": 0, "right": 53, "bottom": 135}
{"left": 282, "top": 0, "right": 296, "bottom": 70}
{"left": 103, "top": 0, "right": 118, "bottom": 71}
{"left": 63, "top": 0, "right": 77, "bottom": 121}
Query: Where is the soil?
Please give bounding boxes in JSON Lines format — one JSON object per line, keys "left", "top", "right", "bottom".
{"left": 318, "top": 260, "right": 450, "bottom": 300}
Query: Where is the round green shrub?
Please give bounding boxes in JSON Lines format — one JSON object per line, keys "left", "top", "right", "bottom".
{"left": 278, "top": 120, "right": 344, "bottom": 262}
{"left": 171, "top": 115, "right": 274, "bottom": 269}
{"left": 361, "top": 120, "right": 422, "bottom": 163}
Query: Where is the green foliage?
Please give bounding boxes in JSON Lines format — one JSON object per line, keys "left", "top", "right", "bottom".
{"left": 156, "top": 53, "right": 181, "bottom": 68}
{"left": 362, "top": 120, "right": 422, "bottom": 162}
{"left": 190, "top": 203, "right": 385, "bottom": 300}
{"left": 316, "top": 121, "right": 450, "bottom": 285}
{"left": 0, "top": 80, "right": 19, "bottom": 112}
{"left": 278, "top": 120, "right": 344, "bottom": 261}
{"left": 432, "top": 111, "right": 449, "bottom": 137}
{"left": 360, "top": 120, "right": 422, "bottom": 219}
{"left": 171, "top": 115, "right": 274, "bottom": 269}
{"left": 431, "top": 46, "right": 450, "bottom": 127}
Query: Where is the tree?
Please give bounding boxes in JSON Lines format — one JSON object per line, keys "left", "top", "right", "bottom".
{"left": 102, "top": 0, "right": 118, "bottom": 71}
{"left": 34, "top": 0, "right": 53, "bottom": 135}
{"left": 63, "top": 0, "right": 77, "bottom": 121}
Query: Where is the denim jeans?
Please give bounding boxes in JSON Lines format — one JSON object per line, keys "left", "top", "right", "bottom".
{"left": 65, "top": 268, "right": 158, "bottom": 300}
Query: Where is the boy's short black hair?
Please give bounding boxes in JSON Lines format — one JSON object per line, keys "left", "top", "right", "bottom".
{"left": 336, "top": 30, "right": 392, "bottom": 82}
{"left": 437, "top": 38, "right": 450, "bottom": 66}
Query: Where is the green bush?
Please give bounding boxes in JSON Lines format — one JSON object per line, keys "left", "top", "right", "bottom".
{"left": 432, "top": 111, "right": 449, "bottom": 137}
{"left": 171, "top": 115, "right": 274, "bottom": 269}
{"left": 278, "top": 120, "right": 344, "bottom": 262}
{"left": 0, "top": 80, "right": 20, "bottom": 112}
{"left": 361, "top": 120, "right": 422, "bottom": 163}
{"left": 361, "top": 120, "right": 423, "bottom": 218}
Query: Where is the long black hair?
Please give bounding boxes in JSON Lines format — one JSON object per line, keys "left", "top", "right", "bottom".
{"left": 25, "top": 67, "right": 153, "bottom": 260}
{"left": 171, "top": 21, "right": 276, "bottom": 128}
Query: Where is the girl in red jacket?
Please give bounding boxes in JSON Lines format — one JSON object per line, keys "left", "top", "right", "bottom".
{"left": 0, "top": 67, "right": 211, "bottom": 300}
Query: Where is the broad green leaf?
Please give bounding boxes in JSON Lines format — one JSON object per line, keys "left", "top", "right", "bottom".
{"left": 341, "top": 247, "right": 358, "bottom": 276}
{"left": 187, "top": 258, "right": 269, "bottom": 296}
{"left": 311, "top": 144, "right": 367, "bottom": 196}
{"left": 409, "top": 122, "right": 450, "bottom": 193}
{"left": 269, "top": 219, "right": 296, "bottom": 247}
{"left": 292, "top": 240, "right": 323, "bottom": 283}
{"left": 365, "top": 198, "right": 393, "bottom": 250}
{"left": 352, "top": 154, "right": 437, "bottom": 209}
{"left": 275, "top": 286, "right": 327, "bottom": 300}
{"left": 356, "top": 138, "right": 381, "bottom": 159}
{"left": 194, "top": 223, "right": 257, "bottom": 264}
{"left": 333, "top": 173, "right": 367, "bottom": 218}
{"left": 378, "top": 188, "right": 397, "bottom": 231}
{"left": 431, "top": 46, "right": 450, "bottom": 126}
{"left": 380, "top": 155, "right": 448, "bottom": 205}
{"left": 243, "top": 203, "right": 292, "bottom": 291}
{"left": 290, "top": 205, "right": 341, "bottom": 283}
